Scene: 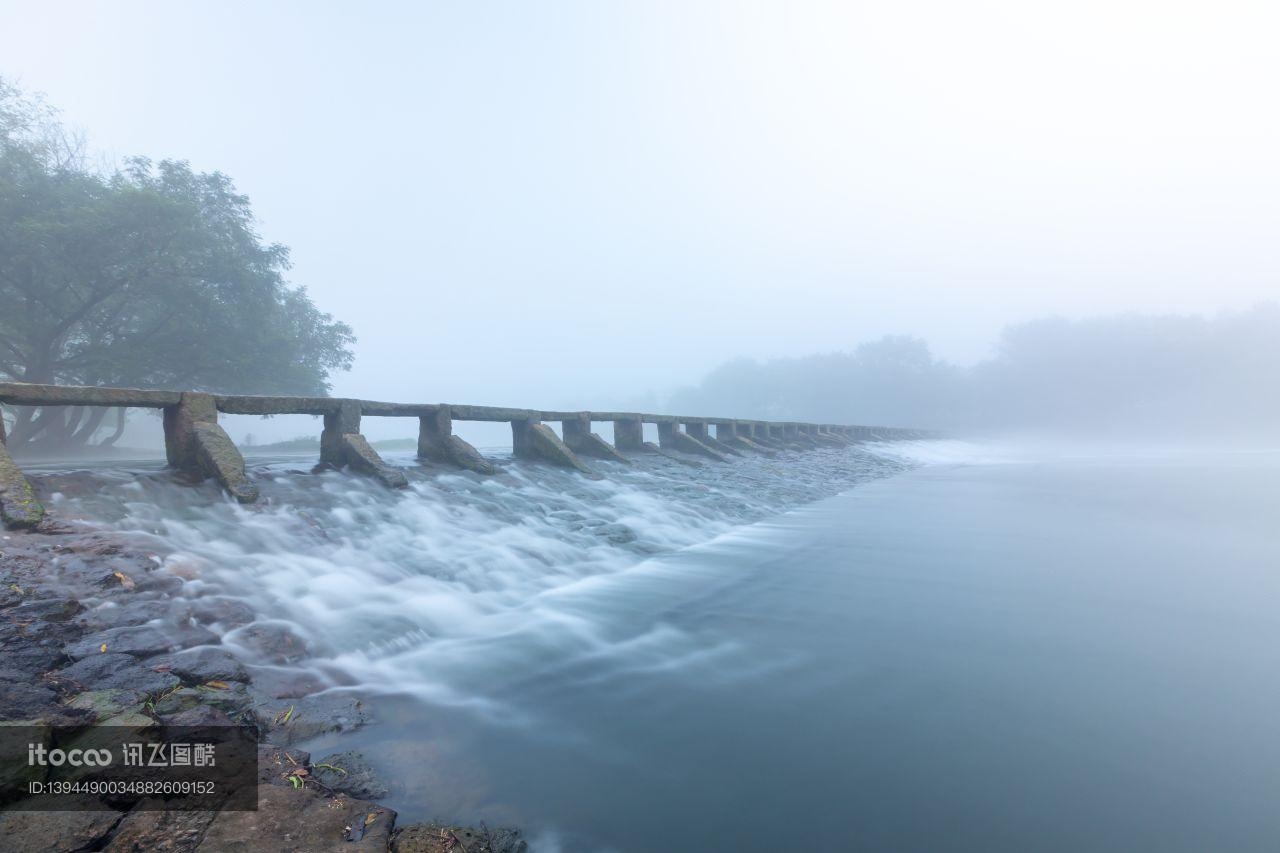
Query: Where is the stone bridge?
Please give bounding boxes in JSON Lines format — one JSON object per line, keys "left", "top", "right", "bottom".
{"left": 0, "top": 382, "right": 936, "bottom": 529}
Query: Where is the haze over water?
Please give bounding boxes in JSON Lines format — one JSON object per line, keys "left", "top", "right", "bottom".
{"left": 34, "top": 441, "right": 1280, "bottom": 852}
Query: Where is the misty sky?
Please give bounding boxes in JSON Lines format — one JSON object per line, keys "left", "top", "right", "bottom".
{"left": 2, "top": 1, "right": 1277, "bottom": 415}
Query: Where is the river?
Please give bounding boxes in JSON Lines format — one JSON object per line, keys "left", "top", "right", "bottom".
{"left": 33, "top": 441, "right": 1280, "bottom": 851}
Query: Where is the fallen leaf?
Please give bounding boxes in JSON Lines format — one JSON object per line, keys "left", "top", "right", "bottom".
{"left": 112, "top": 571, "right": 135, "bottom": 590}
{"left": 203, "top": 680, "right": 230, "bottom": 690}
{"left": 99, "top": 643, "right": 108, "bottom": 653}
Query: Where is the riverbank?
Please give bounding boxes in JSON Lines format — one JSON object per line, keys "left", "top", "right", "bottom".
{"left": 0, "top": 492, "right": 527, "bottom": 852}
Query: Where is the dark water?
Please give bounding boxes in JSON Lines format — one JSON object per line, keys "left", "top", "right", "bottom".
{"left": 314, "top": 450, "right": 1280, "bottom": 852}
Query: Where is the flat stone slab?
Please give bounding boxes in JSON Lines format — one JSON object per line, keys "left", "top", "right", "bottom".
{"left": 341, "top": 433, "right": 409, "bottom": 489}
{"left": 392, "top": 823, "right": 528, "bottom": 853}
{"left": 55, "top": 653, "right": 181, "bottom": 695}
{"left": 65, "top": 623, "right": 219, "bottom": 661}
{"left": 671, "top": 430, "right": 729, "bottom": 462}
{"left": 311, "top": 750, "right": 389, "bottom": 800}
{"left": 528, "top": 423, "right": 600, "bottom": 478}
{"left": 190, "top": 421, "right": 259, "bottom": 503}
{"left": 0, "top": 809, "right": 123, "bottom": 853}
{"left": 157, "top": 646, "right": 249, "bottom": 684}
{"left": 196, "top": 783, "right": 394, "bottom": 851}
{"left": 420, "top": 433, "right": 496, "bottom": 475}
{"left": 564, "top": 429, "right": 630, "bottom": 463}
{"left": 257, "top": 692, "right": 370, "bottom": 745}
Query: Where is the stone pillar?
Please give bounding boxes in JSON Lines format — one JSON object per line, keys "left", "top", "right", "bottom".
{"left": 657, "top": 421, "right": 677, "bottom": 450}
{"left": 561, "top": 413, "right": 591, "bottom": 446}
{"left": 417, "top": 408, "right": 452, "bottom": 463}
{"left": 715, "top": 422, "right": 737, "bottom": 442}
{"left": 511, "top": 418, "right": 538, "bottom": 459}
{"left": 320, "top": 400, "right": 361, "bottom": 469}
{"left": 163, "top": 392, "right": 259, "bottom": 503}
{"left": 613, "top": 417, "right": 644, "bottom": 451}
{"left": 164, "top": 392, "right": 218, "bottom": 470}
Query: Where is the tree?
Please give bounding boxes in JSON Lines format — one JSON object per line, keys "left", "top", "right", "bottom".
{"left": 0, "top": 80, "right": 355, "bottom": 452}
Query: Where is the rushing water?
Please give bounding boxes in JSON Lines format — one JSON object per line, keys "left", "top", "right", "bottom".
{"left": 29, "top": 442, "right": 1280, "bottom": 851}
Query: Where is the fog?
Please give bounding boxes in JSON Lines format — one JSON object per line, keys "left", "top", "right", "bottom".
{"left": 2, "top": 1, "right": 1278, "bottom": 443}
{"left": 669, "top": 305, "right": 1280, "bottom": 440}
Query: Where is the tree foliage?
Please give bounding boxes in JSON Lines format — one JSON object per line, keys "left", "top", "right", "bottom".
{"left": 0, "top": 79, "right": 354, "bottom": 450}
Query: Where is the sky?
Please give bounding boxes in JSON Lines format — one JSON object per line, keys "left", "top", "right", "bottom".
{"left": 2, "top": 0, "right": 1277, "bottom": 421}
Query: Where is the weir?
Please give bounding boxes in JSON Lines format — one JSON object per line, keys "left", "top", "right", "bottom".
{"left": 0, "top": 381, "right": 936, "bottom": 529}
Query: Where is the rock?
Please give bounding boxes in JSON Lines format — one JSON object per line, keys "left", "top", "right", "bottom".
{"left": 162, "top": 703, "right": 232, "bottom": 728}
{"left": 0, "top": 638, "right": 67, "bottom": 674}
{"left": 0, "top": 441, "right": 44, "bottom": 530}
{"left": 311, "top": 751, "right": 389, "bottom": 800}
{"left": 65, "top": 688, "right": 148, "bottom": 720}
{"left": 257, "top": 745, "right": 311, "bottom": 785}
{"left": 0, "top": 809, "right": 123, "bottom": 852}
{"left": 392, "top": 823, "right": 528, "bottom": 853}
{"left": 101, "top": 806, "right": 216, "bottom": 853}
{"left": 149, "top": 687, "right": 204, "bottom": 716}
{"left": 4, "top": 598, "right": 83, "bottom": 622}
{"left": 0, "top": 682, "right": 60, "bottom": 723}
{"left": 187, "top": 597, "right": 256, "bottom": 630}
{"left": 196, "top": 783, "right": 394, "bottom": 851}
{"left": 259, "top": 693, "right": 369, "bottom": 745}
{"left": 189, "top": 682, "right": 254, "bottom": 719}
{"left": 160, "top": 646, "right": 248, "bottom": 684}
{"left": 65, "top": 623, "right": 218, "bottom": 661}
{"left": 246, "top": 666, "right": 329, "bottom": 700}
{"left": 225, "top": 622, "right": 312, "bottom": 665}
{"left": 54, "top": 653, "right": 181, "bottom": 696}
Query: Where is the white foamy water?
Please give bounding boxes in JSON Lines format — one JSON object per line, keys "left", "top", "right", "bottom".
{"left": 36, "top": 443, "right": 917, "bottom": 710}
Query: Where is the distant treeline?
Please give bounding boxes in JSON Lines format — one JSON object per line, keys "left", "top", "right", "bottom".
{"left": 668, "top": 305, "right": 1280, "bottom": 439}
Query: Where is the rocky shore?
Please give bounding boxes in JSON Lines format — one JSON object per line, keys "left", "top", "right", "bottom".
{"left": 0, "top": 489, "right": 527, "bottom": 853}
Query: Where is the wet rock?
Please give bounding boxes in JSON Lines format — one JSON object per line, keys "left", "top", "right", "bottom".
{"left": 65, "top": 689, "right": 148, "bottom": 721}
{"left": 312, "top": 751, "right": 389, "bottom": 800}
{"left": 149, "top": 687, "right": 204, "bottom": 716}
{"left": 0, "top": 682, "right": 60, "bottom": 722}
{"left": 162, "top": 703, "right": 232, "bottom": 728}
{"left": 101, "top": 806, "right": 216, "bottom": 853}
{"left": 78, "top": 597, "right": 188, "bottom": 631}
{"left": 259, "top": 693, "right": 369, "bottom": 745}
{"left": 65, "top": 623, "right": 218, "bottom": 661}
{"left": 392, "top": 823, "right": 528, "bottom": 853}
{"left": 257, "top": 745, "right": 311, "bottom": 785}
{"left": 190, "top": 682, "right": 254, "bottom": 719}
{"left": 55, "top": 653, "right": 181, "bottom": 696}
{"left": 226, "top": 622, "right": 313, "bottom": 665}
{"left": 0, "top": 639, "right": 66, "bottom": 674}
{"left": 5, "top": 598, "right": 83, "bottom": 622}
{"left": 0, "top": 808, "right": 123, "bottom": 852}
{"left": 196, "top": 783, "right": 394, "bottom": 851}
{"left": 188, "top": 597, "right": 256, "bottom": 630}
{"left": 160, "top": 646, "right": 248, "bottom": 684}
{"left": 247, "top": 665, "right": 330, "bottom": 699}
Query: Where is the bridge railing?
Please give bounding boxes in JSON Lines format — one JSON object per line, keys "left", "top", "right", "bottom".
{"left": 0, "top": 381, "right": 938, "bottom": 529}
